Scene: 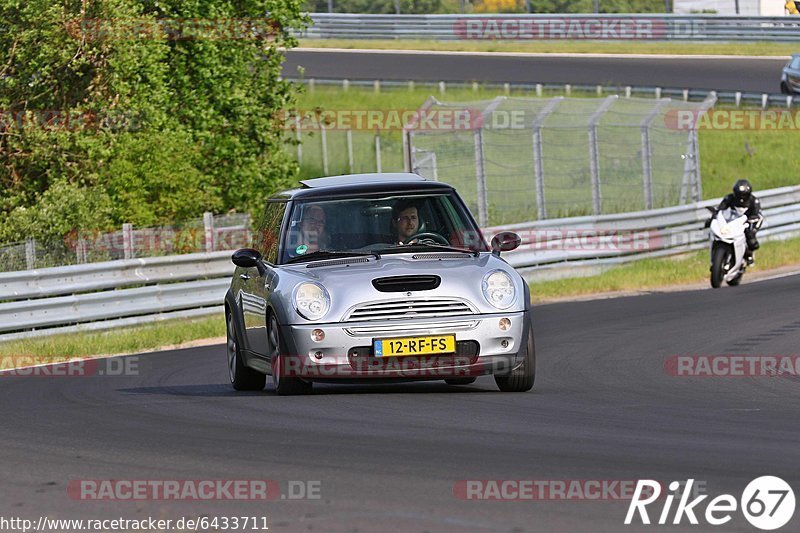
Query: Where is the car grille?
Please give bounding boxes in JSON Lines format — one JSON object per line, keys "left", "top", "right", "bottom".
{"left": 345, "top": 298, "right": 477, "bottom": 322}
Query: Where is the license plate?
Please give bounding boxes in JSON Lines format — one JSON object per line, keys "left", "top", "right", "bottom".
{"left": 373, "top": 335, "right": 456, "bottom": 357}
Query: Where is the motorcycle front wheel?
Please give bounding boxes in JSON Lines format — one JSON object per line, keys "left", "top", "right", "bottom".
{"left": 710, "top": 244, "right": 731, "bottom": 288}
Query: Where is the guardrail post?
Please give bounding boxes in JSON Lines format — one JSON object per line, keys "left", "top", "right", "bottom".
{"left": 761, "top": 94, "right": 768, "bottom": 110}
{"left": 588, "top": 96, "right": 618, "bottom": 216}
{"left": 203, "top": 213, "right": 215, "bottom": 253}
{"left": 439, "top": 81, "right": 446, "bottom": 95}
{"left": 122, "top": 223, "right": 133, "bottom": 259}
{"left": 531, "top": 97, "right": 563, "bottom": 220}
{"left": 373, "top": 80, "right": 381, "bottom": 93}
{"left": 25, "top": 238, "right": 36, "bottom": 270}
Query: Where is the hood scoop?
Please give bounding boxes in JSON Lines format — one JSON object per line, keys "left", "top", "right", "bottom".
{"left": 372, "top": 275, "right": 441, "bottom": 292}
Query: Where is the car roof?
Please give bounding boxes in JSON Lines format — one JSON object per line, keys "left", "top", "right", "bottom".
{"left": 271, "top": 173, "right": 455, "bottom": 201}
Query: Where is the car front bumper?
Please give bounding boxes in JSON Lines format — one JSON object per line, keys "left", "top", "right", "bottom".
{"left": 278, "top": 311, "right": 529, "bottom": 380}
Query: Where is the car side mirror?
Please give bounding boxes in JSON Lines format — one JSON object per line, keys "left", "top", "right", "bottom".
{"left": 491, "top": 232, "right": 521, "bottom": 256}
{"left": 232, "top": 248, "right": 267, "bottom": 275}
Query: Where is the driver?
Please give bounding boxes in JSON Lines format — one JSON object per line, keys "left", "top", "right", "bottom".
{"left": 391, "top": 200, "right": 420, "bottom": 245}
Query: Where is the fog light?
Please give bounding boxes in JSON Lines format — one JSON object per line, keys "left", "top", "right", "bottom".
{"left": 501, "top": 340, "right": 509, "bottom": 348}
{"left": 499, "top": 318, "right": 511, "bottom": 331}
{"left": 313, "top": 351, "right": 323, "bottom": 360}
{"left": 311, "top": 329, "right": 325, "bottom": 342}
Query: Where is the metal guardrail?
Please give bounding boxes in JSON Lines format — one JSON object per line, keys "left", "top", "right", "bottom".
{"left": 2, "top": 185, "right": 800, "bottom": 340}
{"left": 296, "top": 78, "right": 798, "bottom": 109}
{"left": 303, "top": 14, "right": 800, "bottom": 42}
{"left": 491, "top": 185, "right": 800, "bottom": 281}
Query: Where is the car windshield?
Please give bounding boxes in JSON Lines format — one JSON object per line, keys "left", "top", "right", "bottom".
{"left": 791, "top": 57, "right": 800, "bottom": 70}
{"left": 280, "top": 193, "right": 487, "bottom": 263}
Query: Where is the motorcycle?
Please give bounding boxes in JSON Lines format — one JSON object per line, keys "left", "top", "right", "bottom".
{"left": 706, "top": 206, "right": 748, "bottom": 288}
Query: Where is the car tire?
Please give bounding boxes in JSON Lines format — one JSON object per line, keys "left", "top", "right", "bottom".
{"left": 781, "top": 82, "right": 791, "bottom": 95}
{"left": 444, "top": 377, "right": 477, "bottom": 386}
{"left": 494, "top": 326, "right": 535, "bottom": 393}
{"left": 268, "top": 313, "right": 312, "bottom": 396}
{"left": 227, "top": 311, "right": 266, "bottom": 391}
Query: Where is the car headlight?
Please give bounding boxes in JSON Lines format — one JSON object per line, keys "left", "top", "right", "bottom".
{"left": 293, "top": 282, "right": 331, "bottom": 321}
{"left": 482, "top": 270, "right": 516, "bottom": 310}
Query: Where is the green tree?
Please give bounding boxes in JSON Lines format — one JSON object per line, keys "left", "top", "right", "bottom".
{"left": 0, "top": 0, "right": 307, "bottom": 243}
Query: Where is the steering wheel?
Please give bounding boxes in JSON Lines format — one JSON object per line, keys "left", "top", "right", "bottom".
{"left": 405, "top": 232, "right": 449, "bottom": 246}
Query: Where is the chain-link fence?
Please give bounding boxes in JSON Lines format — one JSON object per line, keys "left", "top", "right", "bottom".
{"left": 0, "top": 213, "right": 251, "bottom": 273}
{"left": 407, "top": 94, "right": 716, "bottom": 226}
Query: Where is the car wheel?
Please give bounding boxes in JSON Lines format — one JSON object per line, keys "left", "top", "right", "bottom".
{"left": 268, "top": 313, "right": 312, "bottom": 396}
{"left": 227, "top": 311, "right": 266, "bottom": 391}
{"left": 781, "top": 82, "right": 791, "bottom": 95}
{"left": 444, "top": 378, "right": 477, "bottom": 386}
{"left": 494, "top": 326, "right": 535, "bottom": 393}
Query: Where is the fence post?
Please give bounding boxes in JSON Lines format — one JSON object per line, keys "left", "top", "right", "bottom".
{"left": 375, "top": 127, "right": 382, "bottom": 173}
{"left": 295, "top": 115, "right": 303, "bottom": 165}
{"left": 587, "top": 96, "right": 618, "bottom": 216}
{"left": 472, "top": 97, "right": 504, "bottom": 227}
{"left": 25, "top": 238, "right": 36, "bottom": 270}
{"left": 321, "top": 122, "right": 329, "bottom": 175}
{"left": 683, "top": 92, "right": 715, "bottom": 203}
{"left": 640, "top": 99, "right": 670, "bottom": 210}
{"left": 346, "top": 129, "right": 354, "bottom": 173}
{"left": 473, "top": 127, "right": 488, "bottom": 227}
{"left": 531, "top": 96, "right": 563, "bottom": 220}
{"left": 203, "top": 212, "right": 215, "bottom": 253}
{"left": 122, "top": 223, "right": 133, "bottom": 259}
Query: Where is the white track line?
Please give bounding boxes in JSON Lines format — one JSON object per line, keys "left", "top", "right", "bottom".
{"left": 295, "top": 47, "right": 790, "bottom": 61}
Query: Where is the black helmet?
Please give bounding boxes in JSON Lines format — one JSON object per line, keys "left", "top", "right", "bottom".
{"left": 733, "top": 179, "right": 752, "bottom": 207}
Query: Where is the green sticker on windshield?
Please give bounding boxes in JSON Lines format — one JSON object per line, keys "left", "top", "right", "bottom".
{"left": 295, "top": 244, "right": 308, "bottom": 255}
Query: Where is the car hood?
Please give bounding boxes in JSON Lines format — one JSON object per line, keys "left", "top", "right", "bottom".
{"left": 275, "top": 252, "right": 527, "bottom": 323}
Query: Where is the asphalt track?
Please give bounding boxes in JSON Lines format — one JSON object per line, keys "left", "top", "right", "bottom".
{"left": 2, "top": 273, "right": 800, "bottom": 531}
{"left": 283, "top": 49, "right": 789, "bottom": 94}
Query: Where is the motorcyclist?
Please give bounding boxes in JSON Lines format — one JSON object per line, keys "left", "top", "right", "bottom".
{"left": 706, "top": 179, "right": 764, "bottom": 266}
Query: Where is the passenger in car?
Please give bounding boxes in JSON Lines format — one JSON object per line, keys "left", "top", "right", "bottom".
{"left": 299, "top": 204, "right": 328, "bottom": 253}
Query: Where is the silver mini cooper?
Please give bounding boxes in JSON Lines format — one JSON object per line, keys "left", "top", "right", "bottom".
{"left": 224, "top": 173, "right": 534, "bottom": 395}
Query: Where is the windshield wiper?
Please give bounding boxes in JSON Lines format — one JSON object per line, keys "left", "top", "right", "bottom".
{"left": 285, "top": 250, "right": 380, "bottom": 264}
{"left": 379, "top": 243, "right": 479, "bottom": 257}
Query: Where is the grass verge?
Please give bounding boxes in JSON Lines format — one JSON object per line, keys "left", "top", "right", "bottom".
{"left": 531, "top": 235, "right": 800, "bottom": 302}
{"left": 299, "top": 39, "right": 796, "bottom": 57}
{"left": 0, "top": 314, "right": 224, "bottom": 369}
